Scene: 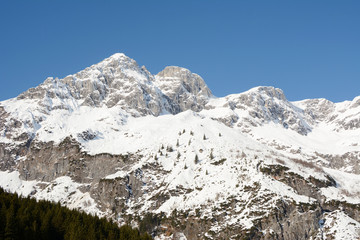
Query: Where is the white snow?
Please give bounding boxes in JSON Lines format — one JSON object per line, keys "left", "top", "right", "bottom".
{"left": 317, "top": 210, "right": 360, "bottom": 240}
{"left": 0, "top": 170, "right": 103, "bottom": 217}
{"left": 0, "top": 170, "right": 38, "bottom": 196}
{"left": 321, "top": 168, "right": 360, "bottom": 204}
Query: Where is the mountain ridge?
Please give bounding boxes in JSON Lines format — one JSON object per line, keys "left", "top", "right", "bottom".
{"left": 0, "top": 53, "right": 360, "bottom": 239}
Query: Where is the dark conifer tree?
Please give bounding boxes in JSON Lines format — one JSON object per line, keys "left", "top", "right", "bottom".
{"left": 5, "top": 203, "right": 18, "bottom": 240}
{"left": 0, "top": 202, "right": 6, "bottom": 239}
{"left": 195, "top": 154, "right": 199, "bottom": 164}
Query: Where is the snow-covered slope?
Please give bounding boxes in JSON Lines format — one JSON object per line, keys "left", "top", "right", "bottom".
{"left": 0, "top": 53, "right": 359, "bottom": 240}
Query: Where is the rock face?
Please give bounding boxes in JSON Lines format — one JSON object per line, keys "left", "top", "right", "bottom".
{"left": 1, "top": 53, "right": 360, "bottom": 240}
{"left": 155, "top": 66, "right": 212, "bottom": 112}
{"left": 15, "top": 53, "right": 212, "bottom": 118}
{"left": 207, "top": 86, "right": 313, "bottom": 135}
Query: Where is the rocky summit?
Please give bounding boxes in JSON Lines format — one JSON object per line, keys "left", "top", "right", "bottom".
{"left": 1, "top": 53, "right": 360, "bottom": 239}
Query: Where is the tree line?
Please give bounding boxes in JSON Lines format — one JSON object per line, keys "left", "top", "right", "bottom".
{"left": 0, "top": 187, "right": 151, "bottom": 240}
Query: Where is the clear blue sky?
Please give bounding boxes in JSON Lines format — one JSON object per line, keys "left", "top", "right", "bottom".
{"left": 1, "top": 1, "right": 359, "bottom": 102}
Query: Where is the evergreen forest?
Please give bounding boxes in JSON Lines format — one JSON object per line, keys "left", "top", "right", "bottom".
{"left": 0, "top": 187, "right": 152, "bottom": 240}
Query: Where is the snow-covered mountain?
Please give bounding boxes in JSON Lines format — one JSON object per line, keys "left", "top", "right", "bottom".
{"left": 1, "top": 53, "right": 360, "bottom": 239}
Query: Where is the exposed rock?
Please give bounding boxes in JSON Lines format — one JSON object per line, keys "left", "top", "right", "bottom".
{"left": 206, "top": 86, "right": 312, "bottom": 135}
{"left": 16, "top": 137, "right": 137, "bottom": 183}
{"left": 13, "top": 54, "right": 212, "bottom": 119}
{"left": 155, "top": 66, "right": 212, "bottom": 112}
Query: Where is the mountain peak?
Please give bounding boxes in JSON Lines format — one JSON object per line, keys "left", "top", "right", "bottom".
{"left": 156, "top": 66, "right": 212, "bottom": 96}
{"left": 7, "top": 53, "right": 360, "bottom": 138}
{"left": 10, "top": 53, "right": 214, "bottom": 121}
{"left": 155, "top": 65, "right": 212, "bottom": 112}
{"left": 246, "top": 86, "right": 286, "bottom": 101}
{"left": 157, "top": 65, "right": 192, "bottom": 75}
{"left": 108, "top": 52, "right": 127, "bottom": 59}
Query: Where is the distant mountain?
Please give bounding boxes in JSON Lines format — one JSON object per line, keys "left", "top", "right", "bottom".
{"left": 1, "top": 53, "right": 359, "bottom": 239}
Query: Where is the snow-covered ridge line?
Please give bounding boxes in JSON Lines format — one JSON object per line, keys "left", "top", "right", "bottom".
{"left": 1, "top": 53, "right": 360, "bottom": 157}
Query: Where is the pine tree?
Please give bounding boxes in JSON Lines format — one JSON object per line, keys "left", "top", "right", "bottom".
{"left": 0, "top": 203, "right": 6, "bottom": 239}
{"left": 51, "top": 206, "right": 65, "bottom": 239}
{"left": 210, "top": 151, "right": 214, "bottom": 160}
{"left": 5, "top": 203, "right": 18, "bottom": 240}
{"left": 195, "top": 154, "right": 199, "bottom": 164}
{"left": 85, "top": 220, "right": 97, "bottom": 240}
{"left": 40, "top": 210, "right": 52, "bottom": 240}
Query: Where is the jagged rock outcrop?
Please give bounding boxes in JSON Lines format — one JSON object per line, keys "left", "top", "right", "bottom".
{"left": 295, "top": 98, "right": 335, "bottom": 123}
{"left": 15, "top": 53, "right": 212, "bottom": 119}
{"left": 155, "top": 66, "right": 212, "bottom": 112}
{"left": 294, "top": 96, "right": 360, "bottom": 131}
{"left": 206, "top": 86, "right": 313, "bottom": 135}
{"left": 16, "top": 137, "right": 132, "bottom": 183}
